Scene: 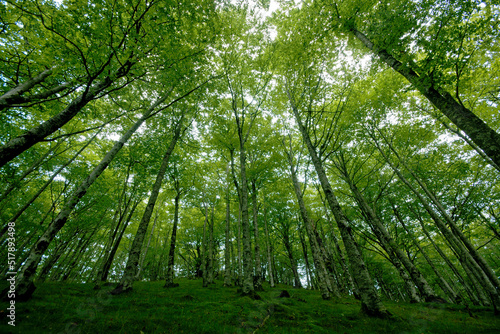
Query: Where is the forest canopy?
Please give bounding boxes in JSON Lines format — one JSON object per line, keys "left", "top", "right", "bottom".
{"left": 1, "top": 0, "right": 499, "bottom": 320}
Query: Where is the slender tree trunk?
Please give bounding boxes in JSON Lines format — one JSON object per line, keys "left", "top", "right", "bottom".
{"left": 236, "top": 202, "right": 242, "bottom": 286}
{"left": 165, "top": 192, "right": 181, "bottom": 287}
{"left": 237, "top": 136, "right": 254, "bottom": 295}
{"left": 62, "top": 228, "right": 98, "bottom": 281}
{"left": 99, "top": 199, "right": 139, "bottom": 283}
{"left": 93, "top": 175, "right": 135, "bottom": 285}
{"left": 416, "top": 214, "right": 481, "bottom": 306}
{"left": 207, "top": 206, "right": 215, "bottom": 284}
{"left": 11, "top": 93, "right": 172, "bottom": 301}
{"left": 224, "top": 164, "right": 232, "bottom": 287}
{"left": 380, "top": 129, "right": 500, "bottom": 292}
{"left": 0, "top": 62, "right": 134, "bottom": 168}
{"left": 298, "top": 227, "right": 312, "bottom": 289}
{"left": 313, "top": 227, "right": 342, "bottom": 297}
{"left": 317, "top": 179, "right": 359, "bottom": 298}
{"left": 351, "top": 27, "right": 500, "bottom": 169}
{"left": 347, "top": 179, "right": 438, "bottom": 302}
{"left": 283, "top": 233, "right": 302, "bottom": 289}
{"left": 370, "top": 132, "right": 500, "bottom": 311}
{"left": 263, "top": 203, "right": 275, "bottom": 288}
{"left": 251, "top": 181, "right": 263, "bottom": 291}
{"left": 396, "top": 209, "right": 460, "bottom": 303}
{"left": 111, "top": 113, "right": 184, "bottom": 294}
{"left": 202, "top": 206, "right": 209, "bottom": 287}
{"left": 287, "top": 87, "right": 389, "bottom": 317}
{"left": 0, "top": 67, "right": 54, "bottom": 110}
{"left": 287, "top": 152, "right": 331, "bottom": 298}
{"left": 136, "top": 207, "right": 160, "bottom": 280}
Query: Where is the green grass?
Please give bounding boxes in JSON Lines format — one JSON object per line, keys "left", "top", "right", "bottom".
{"left": 1, "top": 278, "right": 499, "bottom": 333}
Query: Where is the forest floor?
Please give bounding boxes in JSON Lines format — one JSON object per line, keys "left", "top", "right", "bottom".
{"left": 1, "top": 278, "right": 499, "bottom": 333}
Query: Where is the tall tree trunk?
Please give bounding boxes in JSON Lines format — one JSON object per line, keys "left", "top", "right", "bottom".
{"left": 298, "top": 226, "right": 312, "bottom": 289}
{"left": 237, "top": 202, "right": 242, "bottom": 286}
{"left": 9, "top": 129, "right": 101, "bottom": 224}
{"left": 202, "top": 206, "right": 209, "bottom": 287}
{"left": 165, "top": 192, "right": 181, "bottom": 287}
{"left": 369, "top": 131, "right": 500, "bottom": 311}
{"left": 287, "top": 87, "right": 389, "bottom": 317}
{"left": 111, "top": 113, "right": 184, "bottom": 294}
{"left": 207, "top": 206, "right": 215, "bottom": 284}
{"left": 312, "top": 227, "right": 341, "bottom": 297}
{"left": 136, "top": 206, "right": 160, "bottom": 280}
{"left": 416, "top": 214, "right": 480, "bottom": 305}
{"left": 351, "top": 27, "right": 500, "bottom": 169}
{"left": 282, "top": 231, "right": 302, "bottom": 289}
{"left": 347, "top": 178, "right": 438, "bottom": 302}
{"left": 251, "top": 181, "right": 263, "bottom": 291}
{"left": 11, "top": 92, "right": 173, "bottom": 301}
{"left": 0, "top": 61, "right": 134, "bottom": 168}
{"left": 286, "top": 150, "right": 331, "bottom": 298}
{"left": 224, "top": 163, "right": 232, "bottom": 287}
{"left": 263, "top": 203, "right": 275, "bottom": 288}
{"left": 317, "top": 187, "right": 358, "bottom": 298}
{"left": 396, "top": 207, "right": 460, "bottom": 304}
{"left": 61, "top": 227, "right": 98, "bottom": 281}
{"left": 0, "top": 68, "right": 54, "bottom": 109}
{"left": 380, "top": 128, "right": 500, "bottom": 292}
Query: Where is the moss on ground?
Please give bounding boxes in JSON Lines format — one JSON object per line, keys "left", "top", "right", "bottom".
{"left": 0, "top": 278, "right": 499, "bottom": 333}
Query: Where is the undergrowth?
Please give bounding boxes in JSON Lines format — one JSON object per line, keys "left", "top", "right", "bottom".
{"left": 1, "top": 278, "right": 499, "bottom": 333}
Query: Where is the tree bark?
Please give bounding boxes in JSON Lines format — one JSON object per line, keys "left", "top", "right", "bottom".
{"left": 136, "top": 206, "right": 160, "bottom": 280}
{"left": 202, "top": 205, "right": 209, "bottom": 287}
{"left": 251, "top": 181, "right": 263, "bottom": 291}
{"left": 207, "top": 206, "right": 215, "bottom": 284}
{"left": 234, "top": 113, "right": 255, "bottom": 296}
{"left": 165, "top": 192, "right": 181, "bottom": 287}
{"left": 288, "top": 156, "right": 332, "bottom": 298}
{"left": 396, "top": 207, "right": 460, "bottom": 304}
{"left": 0, "top": 61, "right": 134, "bottom": 168}
{"left": 287, "top": 86, "right": 389, "bottom": 317}
{"left": 263, "top": 203, "right": 275, "bottom": 288}
{"left": 11, "top": 92, "right": 173, "bottom": 301}
{"left": 224, "top": 163, "right": 232, "bottom": 287}
{"left": 111, "top": 112, "right": 184, "bottom": 294}
{"left": 351, "top": 27, "right": 500, "bottom": 169}
{"left": 0, "top": 67, "right": 54, "bottom": 110}
{"left": 370, "top": 131, "right": 500, "bottom": 311}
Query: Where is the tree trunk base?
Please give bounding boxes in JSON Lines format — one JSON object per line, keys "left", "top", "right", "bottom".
{"left": 238, "top": 288, "right": 261, "bottom": 300}
{"left": 110, "top": 283, "right": 132, "bottom": 295}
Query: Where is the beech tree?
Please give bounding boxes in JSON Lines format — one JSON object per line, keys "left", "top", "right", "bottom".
{"left": 1, "top": 0, "right": 499, "bottom": 319}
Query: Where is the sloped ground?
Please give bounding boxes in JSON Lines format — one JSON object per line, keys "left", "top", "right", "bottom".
{"left": 1, "top": 278, "right": 499, "bottom": 333}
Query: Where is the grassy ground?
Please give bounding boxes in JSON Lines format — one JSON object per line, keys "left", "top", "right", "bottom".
{"left": 1, "top": 278, "right": 499, "bottom": 333}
